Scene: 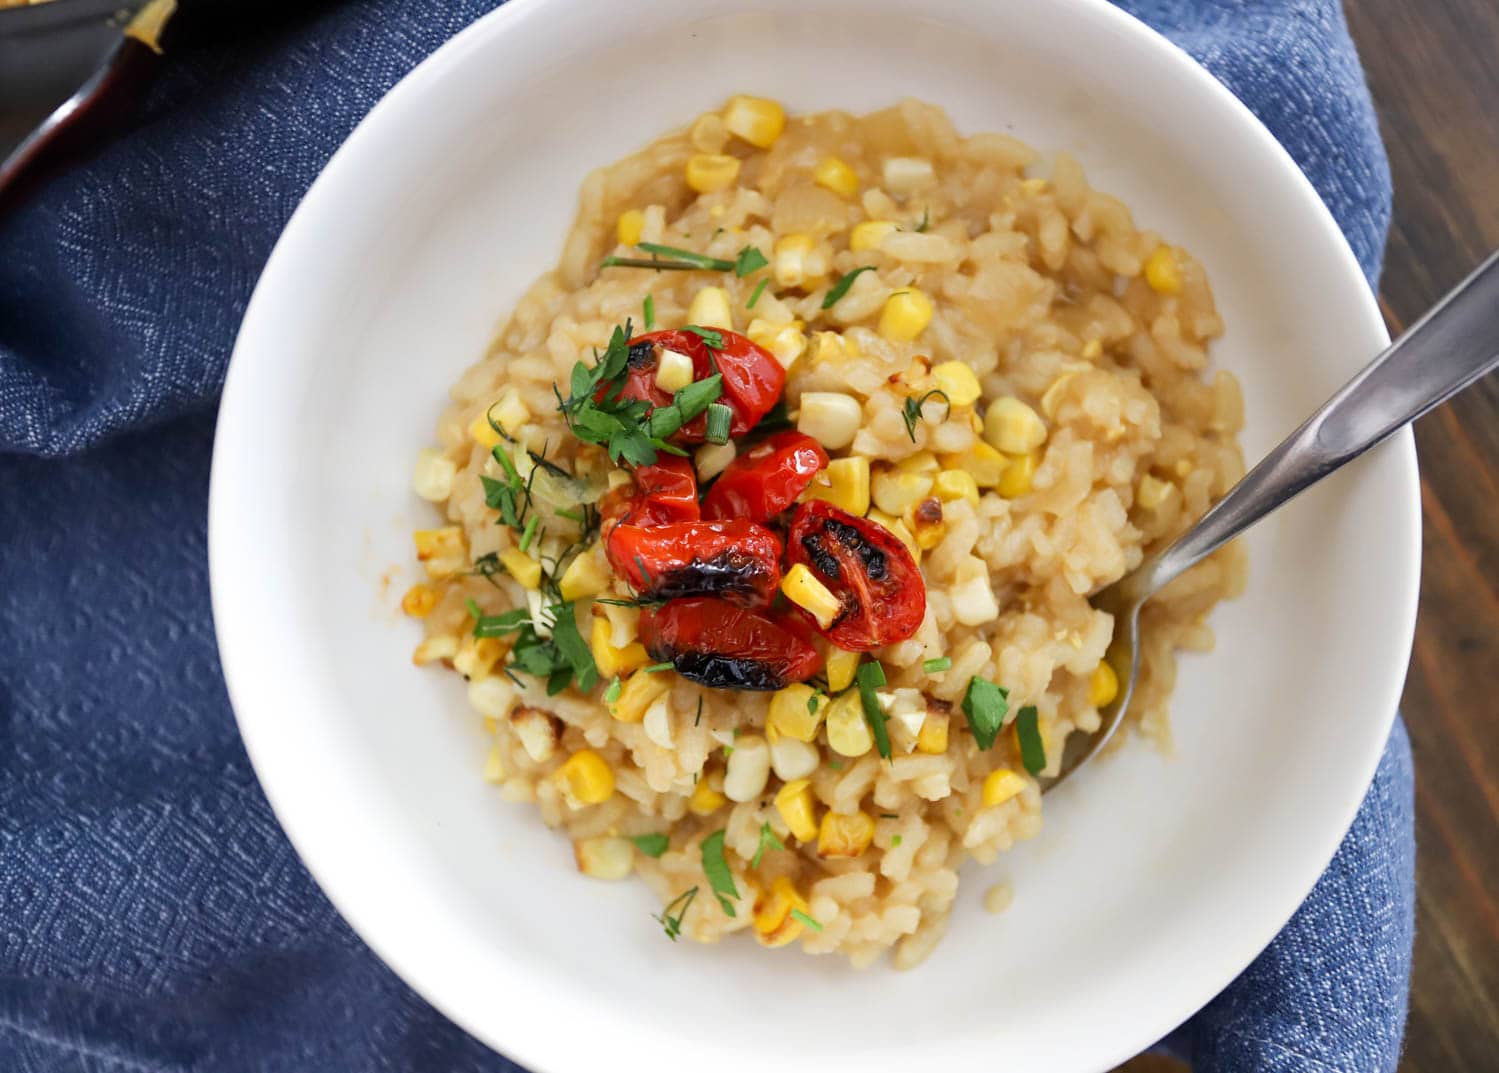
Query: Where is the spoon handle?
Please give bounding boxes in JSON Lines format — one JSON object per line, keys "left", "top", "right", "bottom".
{"left": 1130, "top": 248, "right": 1499, "bottom": 600}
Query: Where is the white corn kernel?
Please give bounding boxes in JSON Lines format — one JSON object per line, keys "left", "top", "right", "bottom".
{"left": 949, "top": 556, "right": 1000, "bottom": 625}
{"left": 411, "top": 448, "right": 457, "bottom": 502}
{"left": 654, "top": 348, "right": 694, "bottom": 393}
{"left": 796, "top": 392, "right": 862, "bottom": 450}
{"left": 412, "top": 634, "right": 460, "bottom": 666}
{"left": 468, "top": 676, "right": 518, "bottom": 720}
{"left": 745, "top": 318, "right": 807, "bottom": 370}
{"left": 510, "top": 707, "right": 558, "bottom": 763}
{"left": 490, "top": 389, "right": 530, "bottom": 436}
{"left": 643, "top": 696, "right": 675, "bottom": 749}
{"left": 574, "top": 836, "right": 635, "bottom": 880}
{"left": 723, "top": 734, "right": 771, "bottom": 802}
{"left": 770, "top": 736, "right": 820, "bottom": 781}
{"left": 695, "top": 441, "right": 737, "bottom": 481}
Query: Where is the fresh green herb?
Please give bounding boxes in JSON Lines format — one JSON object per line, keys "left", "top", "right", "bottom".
{"left": 790, "top": 908, "right": 823, "bottom": 932}
{"left": 856, "top": 661, "right": 891, "bottom": 760}
{"left": 557, "top": 320, "right": 665, "bottom": 465}
{"left": 722, "top": 744, "right": 734, "bottom": 758}
{"left": 961, "top": 676, "right": 1009, "bottom": 751}
{"left": 826, "top": 760, "right": 844, "bottom": 771}
{"left": 915, "top": 205, "right": 931, "bottom": 233}
{"left": 554, "top": 507, "right": 584, "bottom": 523}
{"left": 602, "top": 242, "right": 737, "bottom": 273}
{"left": 645, "top": 373, "right": 724, "bottom": 440}
{"left": 466, "top": 599, "right": 532, "bottom": 638}
{"left": 901, "top": 389, "right": 951, "bottom": 442}
{"left": 695, "top": 696, "right": 704, "bottom": 726}
{"left": 467, "top": 599, "right": 598, "bottom": 694}
{"left": 922, "top": 656, "right": 953, "bottom": 674}
{"left": 1015, "top": 705, "right": 1045, "bottom": 775}
{"left": 469, "top": 552, "right": 507, "bottom": 589}
{"left": 879, "top": 813, "right": 898, "bottom": 819}
{"left": 733, "top": 245, "right": 769, "bottom": 278}
{"left": 643, "top": 662, "right": 674, "bottom": 673}
{"left": 807, "top": 691, "right": 823, "bottom": 717}
{"left": 518, "top": 515, "right": 540, "bottom": 552}
{"left": 890, "top": 834, "right": 903, "bottom": 847}
{"left": 704, "top": 403, "right": 733, "bottom": 445}
{"left": 480, "top": 474, "right": 523, "bottom": 529}
{"left": 547, "top": 604, "right": 599, "bottom": 693}
{"left": 700, "top": 830, "right": 740, "bottom": 916}
{"left": 603, "top": 676, "right": 622, "bottom": 705}
{"left": 821, "top": 266, "right": 876, "bottom": 309}
{"left": 682, "top": 325, "right": 726, "bottom": 350}
{"left": 630, "top": 833, "right": 670, "bottom": 858}
{"left": 751, "top": 822, "right": 785, "bottom": 868}
{"left": 654, "top": 887, "right": 698, "bottom": 941}
{"left": 642, "top": 294, "right": 655, "bottom": 330}
{"left": 746, "top": 276, "right": 770, "bottom": 309}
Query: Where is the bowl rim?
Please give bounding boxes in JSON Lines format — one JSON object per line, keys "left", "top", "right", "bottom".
{"left": 209, "top": 0, "right": 1420, "bottom": 1070}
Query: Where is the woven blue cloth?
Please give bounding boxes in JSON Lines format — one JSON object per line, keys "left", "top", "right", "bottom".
{"left": 0, "top": 2, "right": 1413, "bottom": 1070}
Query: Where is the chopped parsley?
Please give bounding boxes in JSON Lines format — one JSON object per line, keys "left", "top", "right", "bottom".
{"left": 733, "top": 245, "right": 769, "bottom": 277}
{"left": 751, "top": 822, "right": 785, "bottom": 868}
{"left": 471, "top": 600, "right": 598, "bottom": 695}
{"left": 1015, "top": 705, "right": 1046, "bottom": 775}
{"left": 961, "top": 676, "right": 1009, "bottom": 751}
{"left": 790, "top": 908, "right": 823, "bottom": 932}
{"left": 821, "top": 265, "right": 876, "bottom": 309}
{"left": 654, "top": 887, "right": 698, "bottom": 941}
{"left": 856, "top": 661, "right": 892, "bottom": 760}
{"left": 630, "top": 833, "right": 670, "bottom": 858}
{"left": 466, "top": 599, "right": 530, "bottom": 639}
{"left": 746, "top": 276, "right": 770, "bottom": 309}
{"left": 922, "top": 656, "right": 953, "bottom": 674}
{"left": 901, "top": 389, "right": 951, "bottom": 442}
{"left": 681, "top": 325, "right": 725, "bottom": 350}
{"left": 700, "top": 830, "right": 740, "bottom": 916}
{"left": 642, "top": 294, "right": 655, "bottom": 330}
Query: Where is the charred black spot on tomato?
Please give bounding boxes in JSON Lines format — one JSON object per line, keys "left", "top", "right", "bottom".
{"left": 627, "top": 339, "right": 657, "bottom": 369}
{"left": 656, "top": 651, "right": 789, "bottom": 691}
{"left": 648, "top": 551, "right": 777, "bottom": 605}
{"left": 799, "top": 533, "right": 842, "bottom": 581}
{"left": 823, "top": 517, "right": 887, "bottom": 581}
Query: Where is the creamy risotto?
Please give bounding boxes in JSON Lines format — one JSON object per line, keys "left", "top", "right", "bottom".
{"left": 402, "top": 97, "right": 1246, "bottom": 967}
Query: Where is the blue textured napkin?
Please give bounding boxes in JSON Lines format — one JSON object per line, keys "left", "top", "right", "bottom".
{"left": 0, "top": 2, "right": 1414, "bottom": 1070}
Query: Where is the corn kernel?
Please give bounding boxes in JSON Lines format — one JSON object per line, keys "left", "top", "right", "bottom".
{"left": 939, "top": 441, "right": 1006, "bottom": 488}
{"left": 878, "top": 288, "right": 933, "bottom": 342}
{"left": 872, "top": 467, "right": 934, "bottom": 515}
{"left": 903, "top": 496, "right": 946, "bottom": 550}
{"left": 554, "top": 749, "right": 614, "bottom": 806}
{"left": 1144, "top": 245, "right": 1183, "bottom": 294}
{"left": 800, "top": 456, "right": 870, "bottom": 515}
{"left": 825, "top": 691, "right": 873, "bottom": 757}
{"left": 489, "top": 388, "right": 530, "bottom": 436}
{"left": 1137, "top": 474, "right": 1177, "bottom": 510}
{"left": 1089, "top": 661, "right": 1120, "bottom": 708}
{"left": 482, "top": 744, "right": 505, "bottom": 783}
{"left": 590, "top": 616, "right": 650, "bottom": 678}
{"left": 999, "top": 452, "right": 1038, "bottom": 498}
{"left": 897, "top": 450, "right": 940, "bottom": 475}
{"left": 687, "top": 286, "right": 734, "bottom": 331}
{"left": 983, "top": 396, "right": 1048, "bottom": 454}
{"left": 467, "top": 413, "right": 503, "bottom": 451}
{"left": 770, "top": 736, "right": 820, "bottom": 781}
{"left": 685, "top": 153, "right": 741, "bottom": 194}
{"left": 950, "top": 555, "right": 1000, "bottom": 625}
{"left": 454, "top": 635, "right": 506, "bottom": 681}
{"left": 616, "top": 208, "right": 645, "bottom": 247}
{"left": 931, "top": 361, "right": 982, "bottom": 407}
{"left": 867, "top": 510, "right": 920, "bottom": 562}
{"left": 412, "top": 448, "right": 458, "bottom": 501}
{"left": 574, "top": 836, "right": 634, "bottom": 880}
{"left": 558, "top": 549, "right": 610, "bottom": 601}
{"left": 412, "top": 634, "right": 460, "bottom": 666}
{"left": 511, "top": 706, "right": 559, "bottom": 762}
{"left": 933, "top": 469, "right": 980, "bottom": 506}
{"left": 850, "top": 220, "right": 898, "bottom": 252}
{"left": 807, "top": 331, "right": 859, "bottom": 365}
{"left": 825, "top": 649, "right": 860, "bottom": 693}
{"left": 813, "top": 155, "right": 859, "bottom": 198}
{"left": 689, "top": 777, "right": 728, "bottom": 815}
{"left": 796, "top": 391, "right": 861, "bottom": 450}
{"left": 723, "top": 735, "right": 771, "bottom": 802}
{"left": 722, "top": 94, "right": 786, "bottom": 148}
{"left": 916, "top": 711, "right": 949, "bottom": 754}
{"left": 401, "top": 583, "right": 439, "bottom": 618}
{"left": 1082, "top": 338, "right": 1104, "bottom": 360}
{"left": 882, "top": 156, "right": 935, "bottom": 195}
{"left": 768, "top": 683, "right": 823, "bottom": 742}
{"left": 745, "top": 318, "right": 807, "bottom": 370}
{"left": 773, "top": 779, "right": 819, "bottom": 842}
{"left": 498, "top": 547, "right": 541, "bottom": 590}
{"left": 654, "top": 347, "right": 695, "bottom": 392}
{"left": 780, "top": 564, "right": 842, "bottom": 629}
{"left": 414, "top": 526, "right": 467, "bottom": 579}
{"left": 694, "top": 441, "right": 737, "bottom": 481}
{"left": 754, "top": 875, "right": 811, "bottom": 947}
{"left": 981, "top": 768, "right": 1028, "bottom": 807}
{"left": 817, "top": 810, "right": 875, "bottom": 858}
{"left": 610, "top": 670, "right": 671, "bottom": 723}
{"left": 773, "top": 234, "right": 825, "bottom": 289}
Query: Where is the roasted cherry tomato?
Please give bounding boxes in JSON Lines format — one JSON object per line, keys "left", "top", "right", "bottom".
{"left": 701, "top": 431, "right": 829, "bottom": 523}
{"left": 641, "top": 597, "right": 822, "bottom": 690}
{"left": 609, "top": 328, "right": 786, "bottom": 443}
{"left": 605, "top": 519, "right": 782, "bottom": 606}
{"left": 785, "top": 500, "right": 926, "bottom": 651}
{"left": 631, "top": 456, "right": 700, "bottom": 523}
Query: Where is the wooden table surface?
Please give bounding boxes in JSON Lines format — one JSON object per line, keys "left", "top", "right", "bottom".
{"left": 1123, "top": 2, "right": 1499, "bottom": 1070}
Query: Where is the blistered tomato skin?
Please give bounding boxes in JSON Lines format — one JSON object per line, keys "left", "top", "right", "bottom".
{"left": 640, "top": 598, "right": 823, "bottom": 691}
{"left": 608, "top": 329, "right": 786, "bottom": 443}
{"left": 785, "top": 500, "right": 926, "bottom": 650}
{"left": 605, "top": 519, "right": 783, "bottom": 607}
{"left": 701, "top": 431, "right": 828, "bottom": 523}
{"left": 632, "top": 456, "right": 700, "bottom": 523}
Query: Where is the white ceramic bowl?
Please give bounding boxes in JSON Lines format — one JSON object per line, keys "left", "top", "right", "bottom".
{"left": 209, "top": 1, "right": 1420, "bottom": 1070}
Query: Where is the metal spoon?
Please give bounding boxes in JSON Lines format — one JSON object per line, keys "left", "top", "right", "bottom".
{"left": 1052, "top": 249, "right": 1499, "bottom": 788}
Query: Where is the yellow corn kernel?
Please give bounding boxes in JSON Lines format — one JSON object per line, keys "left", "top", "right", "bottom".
{"left": 850, "top": 219, "right": 898, "bottom": 252}
{"left": 745, "top": 318, "right": 807, "bottom": 371}
{"left": 896, "top": 450, "right": 940, "bottom": 475}
{"left": 1144, "top": 245, "right": 1183, "bottom": 295}
{"left": 753, "top": 875, "right": 811, "bottom": 947}
{"left": 903, "top": 496, "right": 946, "bottom": 550}
{"left": 454, "top": 635, "right": 506, "bottom": 681}
{"left": 610, "top": 669, "right": 671, "bottom": 724}
{"left": 1082, "top": 338, "right": 1104, "bottom": 360}
{"left": 685, "top": 153, "right": 741, "bottom": 194}
{"left": 558, "top": 549, "right": 610, "bottom": 601}
{"left": 817, "top": 810, "right": 875, "bottom": 858}
{"left": 498, "top": 547, "right": 541, "bottom": 590}
{"left": 412, "top": 634, "right": 460, "bottom": 666}
{"left": 554, "top": 749, "right": 614, "bottom": 806}
{"left": 722, "top": 94, "right": 786, "bottom": 148}
{"left": 867, "top": 509, "right": 921, "bottom": 562}
{"left": 934, "top": 469, "right": 980, "bottom": 506}
{"left": 773, "top": 779, "right": 819, "bottom": 842}
{"left": 939, "top": 441, "right": 1005, "bottom": 488}
{"left": 825, "top": 691, "right": 873, "bottom": 757}
{"left": 1137, "top": 474, "right": 1177, "bottom": 510}
{"left": 998, "top": 451, "right": 1038, "bottom": 499}
{"left": 981, "top": 768, "right": 1028, "bottom": 808}
{"left": 589, "top": 617, "right": 649, "bottom": 679}
{"left": 414, "top": 526, "right": 467, "bottom": 579}
{"left": 800, "top": 456, "right": 870, "bottom": 516}
{"left": 401, "top": 583, "right": 439, "bottom": 618}
{"left": 654, "top": 347, "right": 695, "bottom": 392}
{"left": 871, "top": 467, "right": 934, "bottom": 515}
{"left": 616, "top": 208, "right": 645, "bottom": 247}
{"left": 916, "top": 711, "right": 949, "bottom": 754}
{"left": 1020, "top": 177, "right": 1049, "bottom": 196}
{"left": 768, "top": 683, "right": 823, "bottom": 743}
{"left": 488, "top": 388, "right": 530, "bottom": 436}
{"left": 983, "top": 396, "right": 1048, "bottom": 454}
{"left": 813, "top": 155, "right": 859, "bottom": 198}
{"left": 482, "top": 744, "right": 505, "bottom": 783}
{"left": 806, "top": 330, "right": 859, "bottom": 364}
{"left": 931, "top": 361, "right": 982, "bottom": 407}
{"left": 780, "top": 564, "right": 842, "bottom": 630}
{"left": 689, "top": 777, "right": 728, "bottom": 816}
{"left": 687, "top": 286, "right": 734, "bottom": 331}
{"left": 468, "top": 412, "right": 503, "bottom": 450}
{"left": 825, "top": 649, "right": 860, "bottom": 694}
{"left": 1089, "top": 661, "right": 1119, "bottom": 708}
{"left": 878, "top": 288, "right": 933, "bottom": 342}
